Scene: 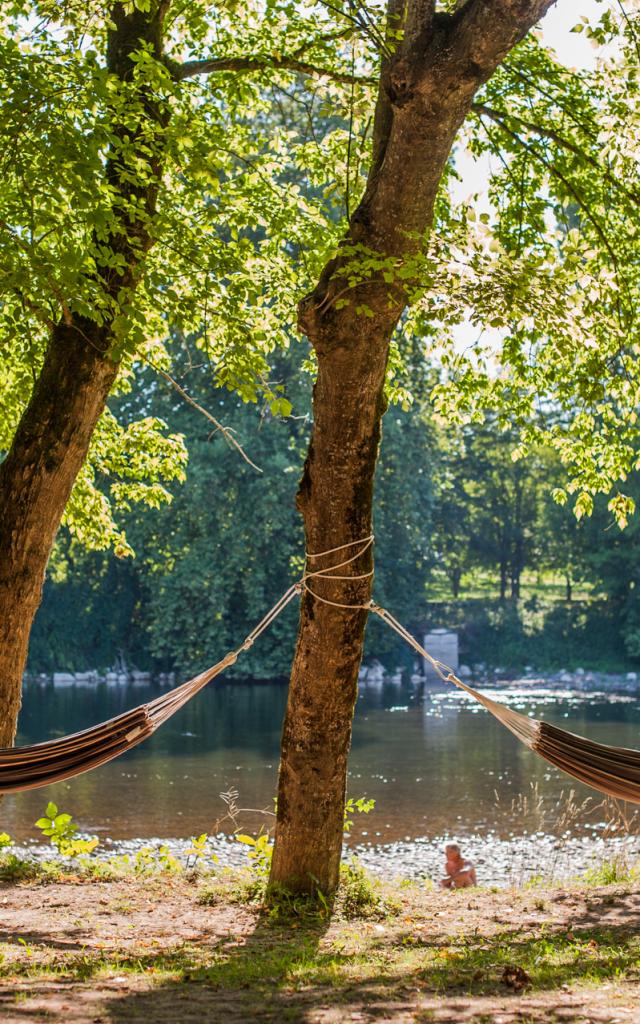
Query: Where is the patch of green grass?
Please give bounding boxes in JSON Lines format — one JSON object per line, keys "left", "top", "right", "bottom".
{"left": 8, "top": 922, "right": 634, "bottom": 997}
{"left": 335, "top": 858, "right": 398, "bottom": 920}
{"left": 581, "top": 857, "right": 640, "bottom": 887}
{"left": 0, "top": 943, "right": 202, "bottom": 982}
{"left": 197, "top": 867, "right": 266, "bottom": 909}
{"left": 0, "top": 848, "right": 192, "bottom": 886}
{"left": 416, "top": 927, "right": 640, "bottom": 994}
{"left": 197, "top": 858, "right": 397, "bottom": 924}
{"left": 0, "top": 854, "right": 65, "bottom": 884}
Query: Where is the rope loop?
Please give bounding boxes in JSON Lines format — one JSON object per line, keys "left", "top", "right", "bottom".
{"left": 305, "top": 534, "right": 374, "bottom": 561}
{"left": 300, "top": 534, "right": 375, "bottom": 610}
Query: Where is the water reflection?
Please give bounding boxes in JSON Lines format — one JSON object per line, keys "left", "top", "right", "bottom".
{"left": 3, "top": 678, "right": 640, "bottom": 844}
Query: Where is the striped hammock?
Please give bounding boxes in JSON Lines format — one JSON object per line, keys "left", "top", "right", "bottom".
{"left": 1, "top": 552, "right": 639, "bottom": 804}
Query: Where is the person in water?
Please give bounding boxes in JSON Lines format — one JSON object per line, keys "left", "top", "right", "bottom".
{"left": 439, "top": 842, "right": 477, "bottom": 889}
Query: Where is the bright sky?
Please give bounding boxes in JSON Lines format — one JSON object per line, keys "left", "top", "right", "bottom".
{"left": 450, "top": 0, "right": 614, "bottom": 354}
{"left": 455, "top": 0, "right": 612, "bottom": 202}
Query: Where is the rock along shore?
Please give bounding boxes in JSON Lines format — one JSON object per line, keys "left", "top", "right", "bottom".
{"left": 8, "top": 831, "right": 640, "bottom": 890}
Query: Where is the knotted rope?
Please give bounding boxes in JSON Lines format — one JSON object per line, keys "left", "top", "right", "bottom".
{"left": 7, "top": 532, "right": 640, "bottom": 804}
{"left": 299, "top": 534, "right": 537, "bottom": 749}
{"left": 300, "top": 534, "right": 374, "bottom": 609}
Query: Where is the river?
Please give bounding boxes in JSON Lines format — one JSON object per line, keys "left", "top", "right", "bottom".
{"left": 4, "top": 676, "right": 639, "bottom": 855}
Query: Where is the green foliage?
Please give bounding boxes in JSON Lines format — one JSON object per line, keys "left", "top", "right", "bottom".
{"left": 236, "top": 832, "right": 273, "bottom": 877}
{"left": 34, "top": 803, "right": 99, "bottom": 857}
{"left": 28, "top": 346, "right": 640, "bottom": 675}
{"left": 126, "top": 844, "right": 182, "bottom": 875}
{"left": 581, "top": 858, "right": 640, "bottom": 887}
{"left": 336, "top": 857, "right": 388, "bottom": 919}
{"left": 421, "top": 10, "right": 640, "bottom": 522}
{"left": 0, "top": 0, "right": 379, "bottom": 552}
{"left": 0, "top": 853, "right": 64, "bottom": 884}
{"left": 343, "top": 797, "right": 376, "bottom": 835}
{"left": 185, "top": 833, "right": 219, "bottom": 870}
{"left": 4, "top": 0, "right": 640, "bottom": 682}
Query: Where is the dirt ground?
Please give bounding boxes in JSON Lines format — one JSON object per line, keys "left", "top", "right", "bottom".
{"left": 1, "top": 874, "right": 640, "bottom": 1023}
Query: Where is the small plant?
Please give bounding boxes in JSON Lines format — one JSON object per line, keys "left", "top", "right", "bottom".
{"left": 236, "top": 831, "right": 273, "bottom": 876}
{"left": 265, "top": 880, "right": 331, "bottom": 922}
{"left": 582, "top": 856, "right": 639, "bottom": 886}
{"left": 123, "top": 844, "right": 182, "bottom": 875}
{"left": 185, "top": 832, "right": 209, "bottom": 869}
{"left": 343, "top": 797, "right": 375, "bottom": 835}
{"left": 337, "top": 857, "right": 386, "bottom": 919}
{"left": 35, "top": 803, "right": 99, "bottom": 857}
{"left": 0, "top": 852, "right": 64, "bottom": 883}
{"left": 198, "top": 866, "right": 266, "bottom": 907}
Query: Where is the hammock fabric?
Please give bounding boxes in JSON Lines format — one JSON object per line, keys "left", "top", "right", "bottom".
{"left": 2, "top": 547, "right": 640, "bottom": 805}
{"left": 441, "top": 679, "right": 640, "bottom": 805}
{"left": 0, "top": 655, "right": 234, "bottom": 792}
{"left": 0, "top": 583, "right": 300, "bottom": 794}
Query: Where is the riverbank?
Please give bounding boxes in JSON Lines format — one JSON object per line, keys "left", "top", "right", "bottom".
{"left": 7, "top": 830, "right": 640, "bottom": 889}
{"left": 1, "top": 869, "right": 639, "bottom": 1022}
{"left": 23, "top": 663, "right": 640, "bottom": 693}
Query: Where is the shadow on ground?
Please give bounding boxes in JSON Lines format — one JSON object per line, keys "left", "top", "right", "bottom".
{"left": 98, "top": 915, "right": 640, "bottom": 1023}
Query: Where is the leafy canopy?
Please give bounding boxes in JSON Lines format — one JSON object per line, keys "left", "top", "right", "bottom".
{"left": 1, "top": 0, "right": 640, "bottom": 551}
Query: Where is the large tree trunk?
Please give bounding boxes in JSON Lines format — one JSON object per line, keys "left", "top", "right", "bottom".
{"left": 0, "top": 323, "right": 116, "bottom": 746}
{"left": 0, "top": 2, "right": 168, "bottom": 748}
{"left": 270, "top": 0, "right": 557, "bottom": 896}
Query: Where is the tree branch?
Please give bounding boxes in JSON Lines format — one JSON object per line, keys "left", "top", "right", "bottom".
{"left": 442, "top": 0, "right": 558, "bottom": 82}
{"left": 475, "top": 110, "right": 628, "bottom": 327}
{"left": 403, "top": 0, "right": 435, "bottom": 55}
{"left": 145, "top": 359, "right": 263, "bottom": 474}
{"left": 167, "top": 54, "right": 374, "bottom": 86}
{"left": 472, "top": 102, "right": 640, "bottom": 205}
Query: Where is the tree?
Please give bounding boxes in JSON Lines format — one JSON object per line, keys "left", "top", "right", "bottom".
{"left": 3, "top": 1, "right": 640, "bottom": 901}
{"left": 269, "top": 0, "right": 559, "bottom": 895}
{"left": 0, "top": 0, "right": 371, "bottom": 746}
{"left": 0, "top": 2, "right": 172, "bottom": 745}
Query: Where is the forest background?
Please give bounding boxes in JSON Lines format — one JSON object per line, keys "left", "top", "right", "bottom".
{"left": 6, "top": 0, "right": 639, "bottom": 681}
{"left": 32, "top": 342, "right": 640, "bottom": 680}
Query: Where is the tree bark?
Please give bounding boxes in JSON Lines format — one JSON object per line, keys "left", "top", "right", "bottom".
{"left": 0, "top": 324, "right": 116, "bottom": 746}
{"left": 500, "top": 559, "right": 508, "bottom": 602}
{"left": 0, "top": 2, "right": 168, "bottom": 748}
{"left": 271, "top": 0, "right": 558, "bottom": 895}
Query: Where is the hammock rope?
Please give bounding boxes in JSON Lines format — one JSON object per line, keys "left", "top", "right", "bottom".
{"left": 2, "top": 534, "right": 640, "bottom": 803}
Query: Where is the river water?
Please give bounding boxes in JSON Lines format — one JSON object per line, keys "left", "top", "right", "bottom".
{"left": 4, "top": 677, "right": 640, "bottom": 857}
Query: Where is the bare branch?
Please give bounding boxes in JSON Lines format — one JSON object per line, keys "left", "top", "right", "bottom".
{"left": 472, "top": 102, "right": 640, "bottom": 204}
{"left": 145, "top": 359, "right": 264, "bottom": 474}
{"left": 167, "top": 53, "right": 374, "bottom": 86}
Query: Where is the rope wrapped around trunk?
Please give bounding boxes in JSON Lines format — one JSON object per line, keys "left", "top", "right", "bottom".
{"left": 3, "top": 535, "right": 640, "bottom": 804}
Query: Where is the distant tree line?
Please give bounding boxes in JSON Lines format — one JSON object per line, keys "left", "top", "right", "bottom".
{"left": 28, "top": 341, "right": 640, "bottom": 678}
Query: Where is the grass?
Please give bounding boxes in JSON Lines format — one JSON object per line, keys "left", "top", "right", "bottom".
{"left": 426, "top": 569, "right": 595, "bottom": 604}
{"left": 197, "top": 857, "right": 397, "bottom": 922}
{"left": 2, "top": 865, "right": 640, "bottom": 1022}
{"left": 0, "top": 846, "right": 186, "bottom": 885}
{"left": 1, "top": 907, "right": 638, "bottom": 996}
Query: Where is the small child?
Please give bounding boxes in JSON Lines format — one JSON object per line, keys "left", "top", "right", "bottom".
{"left": 439, "top": 842, "right": 477, "bottom": 889}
